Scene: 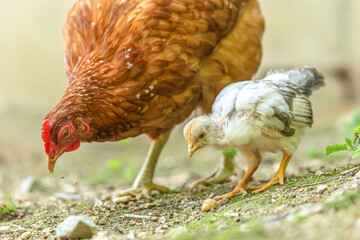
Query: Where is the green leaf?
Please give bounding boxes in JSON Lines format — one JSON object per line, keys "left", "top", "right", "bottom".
{"left": 353, "top": 126, "right": 360, "bottom": 134}
{"left": 220, "top": 149, "right": 237, "bottom": 156}
{"left": 351, "top": 148, "right": 360, "bottom": 160}
{"left": 345, "top": 138, "right": 355, "bottom": 150}
{"left": 326, "top": 144, "right": 348, "bottom": 155}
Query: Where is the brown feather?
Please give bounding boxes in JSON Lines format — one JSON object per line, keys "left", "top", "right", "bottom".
{"left": 46, "top": 0, "right": 264, "bottom": 143}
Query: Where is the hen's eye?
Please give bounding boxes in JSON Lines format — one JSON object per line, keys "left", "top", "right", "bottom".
{"left": 199, "top": 133, "right": 205, "bottom": 139}
{"left": 62, "top": 129, "right": 70, "bottom": 138}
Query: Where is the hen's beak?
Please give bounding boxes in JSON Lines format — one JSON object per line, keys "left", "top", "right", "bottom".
{"left": 47, "top": 149, "right": 64, "bottom": 173}
{"left": 47, "top": 156, "right": 58, "bottom": 174}
{"left": 188, "top": 143, "right": 200, "bottom": 158}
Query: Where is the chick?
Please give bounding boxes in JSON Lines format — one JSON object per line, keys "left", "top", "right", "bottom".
{"left": 184, "top": 67, "right": 324, "bottom": 202}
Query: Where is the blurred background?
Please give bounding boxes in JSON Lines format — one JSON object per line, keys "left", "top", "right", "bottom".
{"left": 0, "top": 0, "right": 359, "bottom": 197}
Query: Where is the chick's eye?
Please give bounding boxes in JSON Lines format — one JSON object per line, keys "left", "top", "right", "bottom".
{"left": 62, "top": 129, "right": 70, "bottom": 138}
{"left": 199, "top": 133, "right": 205, "bottom": 139}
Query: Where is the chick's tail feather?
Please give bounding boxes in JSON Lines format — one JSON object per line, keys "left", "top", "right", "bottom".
{"left": 266, "top": 67, "right": 325, "bottom": 96}
{"left": 297, "top": 67, "right": 325, "bottom": 96}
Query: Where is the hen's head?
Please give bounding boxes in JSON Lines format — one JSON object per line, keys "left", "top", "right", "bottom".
{"left": 41, "top": 118, "right": 90, "bottom": 173}
{"left": 183, "top": 116, "right": 217, "bottom": 157}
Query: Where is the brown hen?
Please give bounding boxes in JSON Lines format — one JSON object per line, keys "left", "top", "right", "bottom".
{"left": 42, "top": 0, "right": 264, "bottom": 197}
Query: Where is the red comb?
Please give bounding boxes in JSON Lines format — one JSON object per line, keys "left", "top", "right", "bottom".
{"left": 41, "top": 119, "right": 52, "bottom": 155}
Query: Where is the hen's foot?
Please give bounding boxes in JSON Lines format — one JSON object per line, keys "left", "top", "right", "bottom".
{"left": 188, "top": 155, "right": 240, "bottom": 191}
{"left": 253, "top": 173, "right": 285, "bottom": 194}
{"left": 215, "top": 186, "right": 249, "bottom": 203}
{"left": 109, "top": 130, "right": 171, "bottom": 200}
{"left": 188, "top": 165, "right": 239, "bottom": 190}
{"left": 113, "top": 182, "right": 170, "bottom": 199}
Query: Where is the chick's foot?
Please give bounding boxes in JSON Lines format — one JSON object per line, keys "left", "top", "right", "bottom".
{"left": 253, "top": 173, "right": 285, "bottom": 194}
{"left": 253, "top": 153, "right": 291, "bottom": 194}
{"left": 215, "top": 186, "right": 248, "bottom": 203}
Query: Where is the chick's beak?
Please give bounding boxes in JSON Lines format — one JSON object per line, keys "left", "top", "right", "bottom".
{"left": 188, "top": 142, "right": 200, "bottom": 158}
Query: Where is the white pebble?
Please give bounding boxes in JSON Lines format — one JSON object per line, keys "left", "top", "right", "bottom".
{"left": 316, "top": 184, "right": 328, "bottom": 194}
{"left": 113, "top": 196, "right": 131, "bottom": 204}
{"left": 159, "top": 216, "right": 166, "bottom": 224}
{"left": 201, "top": 199, "right": 217, "bottom": 212}
{"left": 20, "top": 232, "right": 31, "bottom": 239}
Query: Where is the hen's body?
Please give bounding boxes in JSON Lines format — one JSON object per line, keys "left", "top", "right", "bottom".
{"left": 44, "top": 0, "right": 264, "bottom": 196}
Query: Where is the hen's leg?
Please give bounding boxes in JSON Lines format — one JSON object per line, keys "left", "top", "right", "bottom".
{"left": 188, "top": 154, "right": 238, "bottom": 190}
{"left": 253, "top": 153, "right": 291, "bottom": 194}
{"left": 216, "top": 150, "right": 260, "bottom": 203}
{"left": 115, "top": 131, "right": 171, "bottom": 198}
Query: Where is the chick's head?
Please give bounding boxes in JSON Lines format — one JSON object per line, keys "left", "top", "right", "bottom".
{"left": 183, "top": 116, "right": 216, "bottom": 157}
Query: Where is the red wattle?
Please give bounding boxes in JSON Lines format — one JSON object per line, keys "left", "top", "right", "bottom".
{"left": 66, "top": 139, "right": 81, "bottom": 152}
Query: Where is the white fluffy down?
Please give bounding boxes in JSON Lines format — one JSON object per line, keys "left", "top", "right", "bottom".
{"left": 208, "top": 68, "right": 322, "bottom": 155}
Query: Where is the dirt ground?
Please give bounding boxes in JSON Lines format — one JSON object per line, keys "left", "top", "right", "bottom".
{"left": 0, "top": 69, "right": 360, "bottom": 239}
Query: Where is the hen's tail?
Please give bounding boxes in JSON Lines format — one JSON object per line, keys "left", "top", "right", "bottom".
{"left": 265, "top": 67, "right": 325, "bottom": 96}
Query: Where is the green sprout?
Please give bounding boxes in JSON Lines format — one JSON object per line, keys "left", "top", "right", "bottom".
{"left": 326, "top": 126, "right": 360, "bottom": 160}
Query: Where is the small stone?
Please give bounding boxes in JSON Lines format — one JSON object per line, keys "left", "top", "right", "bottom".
{"left": 113, "top": 196, "right": 131, "bottom": 204}
{"left": 54, "top": 192, "right": 81, "bottom": 200}
{"left": 0, "top": 226, "right": 11, "bottom": 233}
{"left": 127, "top": 231, "right": 135, "bottom": 240}
{"left": 90, "top": 216, "right": 100, "bottom": 224}
{"left": 56, "top": 215, "right": 97, "bottom": 239}
{"left": 15, "top": 226, "right": 26, "bottom": 233}
{"left": 162, "top": 223, "right": 169, "bottom": 229}
{"left": 144, "top": 203, "right": 152, "bottom": 209}
{"left": 224, "top": 212, "right": 240, "bottom": 218}
{"left": 159, "top": 216, "right": 166, "bottom": 224}
{"left": 94, "top": 200, "right": 104, "bottom": 208}
{"left": 0, "top": 225, "right": 26, "bottom": 233}
{"left": 98, "top": 218, "right": 107, "bottom": 225}
{"left": 19, "top": 176, "right": 35, "bottom": 195}
{"left": 20, "top": 231, "right": 31, "bottom": 239}
{"left": 315, "top": 170, "right": 324, "bottom": 176}
{"left": 316, "top": 184, "right": 328, "bottom": 194}
{"left": 154, "top": 226, "right": 164, "bottom": 234}
{"left": 42, "top": 228, "right": 53, "bottom": 235}
{"left": 201, "top": 199, "right": 217, "bottom": 212}
{"left": 107, "top": 203, "right": 116, "bottom": 210}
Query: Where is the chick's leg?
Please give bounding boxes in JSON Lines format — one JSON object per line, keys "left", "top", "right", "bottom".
{"left": 216, "top": 164, "right": 258, "bottom": 203}
{"left": 216, "top": 150, "right": 260, "bottom": 203}
{"left": 254, "top": 153, "right": 291, "bottom": 194}
{"left": 116, "top": 131, "right": 171, "bottom": 198}
{"left": 189, "top": 154, "right": 238, "bottom": 190}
